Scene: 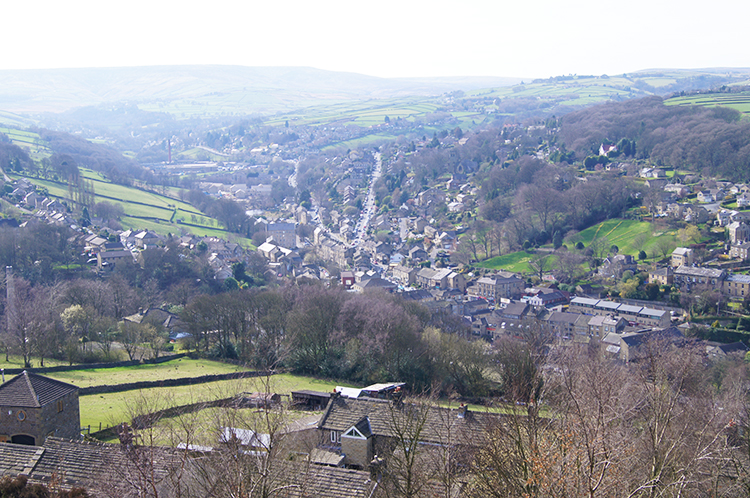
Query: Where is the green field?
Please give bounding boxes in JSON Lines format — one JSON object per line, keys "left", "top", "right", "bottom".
{"left": 79, "top": 371, "right": 359, "bottom": 434}
{"left": 565, "top": 219, "right": 682, "bottom": 258}
{"left": 0, "top": 355, "right": 70, "bottom": 370}
{"left": 665, "top": 92, "right": 750, "bottom": 117}
{"left": 476, "top": 250, "right": 537, "bottom": 273}
{"left": 46, "top": 357, "right": 246, "bottom": 388}
{"left": 477, "top": 219, "right": 683, "bottom": 274}
{"left": 9, "top": 169, "right": 253, "bottom": 243}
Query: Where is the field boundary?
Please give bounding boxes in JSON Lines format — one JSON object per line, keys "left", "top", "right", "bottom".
{"left": 89, "top": 396, "right": 237, "bottom": 440}
{"left": 80, "top": 370, "right": 271, "bottom": 395}
{"left": 3, "top": 353, "right": 187, "bottom": 375}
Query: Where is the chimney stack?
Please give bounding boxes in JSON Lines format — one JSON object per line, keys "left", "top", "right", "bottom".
{"left": 457, "top": 403, "right": 469, "bottom": 419}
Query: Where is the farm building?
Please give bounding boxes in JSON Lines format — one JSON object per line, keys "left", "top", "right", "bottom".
{"left": 0, "top": 371, "right": 80, "bottom": 446}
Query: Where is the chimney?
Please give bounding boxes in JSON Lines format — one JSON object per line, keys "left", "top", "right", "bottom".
{"left": 370, "top": 455, "right": 384, "bottom": 480}
{"left": 457, "top": 403, "right": 468, "bottom": 419}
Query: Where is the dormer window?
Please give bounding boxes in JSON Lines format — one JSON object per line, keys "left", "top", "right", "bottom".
{"left": 343, "top": 426, "right": 366, "bottom": 439}
{"left": 330, "top": 430, "right": 341, "bottom": 444}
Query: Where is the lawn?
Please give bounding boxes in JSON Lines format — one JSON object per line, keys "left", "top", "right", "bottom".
{"left": 46, "top": 357, "right": 248, "bottom": 389}
{"left": 476, "top": 250, "right": 536, "bottom": 273}
{"left": 564, "top": 219, "right": 681, "bottom": 257}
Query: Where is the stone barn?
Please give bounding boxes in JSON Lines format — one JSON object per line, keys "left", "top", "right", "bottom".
{"left": 0, "top": 371, "right": 80, "bottom": 445}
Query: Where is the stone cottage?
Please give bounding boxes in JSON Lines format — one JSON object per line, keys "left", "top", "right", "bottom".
{"left": 0, "top": 371, "right": 80, "bottom": 445}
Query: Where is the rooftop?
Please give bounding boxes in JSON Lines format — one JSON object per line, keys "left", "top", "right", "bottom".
{"left": 0, "top": 372, "right": 78, "bottom": 408}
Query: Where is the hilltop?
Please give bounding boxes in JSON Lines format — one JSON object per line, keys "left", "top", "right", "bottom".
{"left": 0, "top": 65, "right": 521, "bottom": 115}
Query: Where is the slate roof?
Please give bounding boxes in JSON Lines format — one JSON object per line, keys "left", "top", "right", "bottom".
{"left": 621, "top": 326, "right": 684, "bottom": 348}
{"left": 0, "top": 372, "right": 78, "bottom": 408}
{"left": 0, "top": 443, "right": 43, "bottom": 477}
{"left": 4, "top": 438, "right": 379, "bottom": 498}
{"left": 319, "top": 396, "right": 494, "bottom": 446}
{"left": 283, "top": 462, "right": 377, "bottom": 498}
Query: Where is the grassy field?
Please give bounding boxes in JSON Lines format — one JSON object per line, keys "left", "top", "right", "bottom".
{"left": 476, "top": 250, "right": 537, "bottom": 273}
{"left": 665, "top": 92, "right": 750, "bottom": 117}
{"left": 9, "top": 169, "right": 254, "bottom": 243}
{"left": 477, "top": 219, "right": 684, "bottom": 274}
{"left": 80, "top": 372, "right": 359, "bottom": 433}
{"left": 565, "top": 219, "right": 681, "bottom": 258}
{"left": 0, "top": 355, "right": 70, "bottom": 370}
{"left": 46, "top": 357, "right": 247, "bottom": 388}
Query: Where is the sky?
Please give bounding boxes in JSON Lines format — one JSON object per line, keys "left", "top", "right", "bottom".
{"left": 3, "top": 0, "right": 749, "bottom": 79}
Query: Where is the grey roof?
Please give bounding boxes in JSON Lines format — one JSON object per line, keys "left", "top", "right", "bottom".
{"left": 617, "top": 304, "right": 643, "bottom": 314}
{"left": 319, "top": 396, "right": 494, "bottom": 446}
{"left": 351, "top": 416, "right": 373, "bottom": 438}
{"left": 675, "top": 266, "right": 725, "bottom": 278}
{"left": 6, "top": 438, "right": 378, "bottom": 498}
{"left": 571, "top": 297, "right": 599, "bottom": 306}
{"left": 597, "top": 301, "right": 620, "bottom": 311}
{"left": 0, "top": 442, "right": 43, "bottom": 477}
{"left": 267, "top": 222, "right": 295, "bottom": 231}
{"left": 621, "top": 327, "right": 684, "bottom": 347}
{"left": 0, "top": 372, "right": 78, "bottom": 408}
{"left": 545, "top": 311, "right": 581, "bottom": 325}
{"left": 727, "top": 274, "right": 750, "bottom": 284}
{"left": 639, "top": 308, "right": 666, "bottom": 318}
{"left": 719, "top": 342, "right": 749, "bottom": 354}
{"left": 501, "top": 302, "right": 529, "bottom": 316}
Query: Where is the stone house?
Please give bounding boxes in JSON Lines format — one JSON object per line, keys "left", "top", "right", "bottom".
{"left": 730, "top": 242, "right": 750, "bottom": 261}
{"left": 391, "top": 265, "right": 418, "bottom": 286}
{"left": 619, "top": 327, "right": 685, "bottom": 363}
{"left": 671, "top": 247, "right": 694, "bottom": 268}
{"left": 649, "top": 266, "right": 674, "bottom": 286}
{"left": 724, "top": 274, "right": 750, "bottom": 298}
{"left": 673, "top": 266, "right": 726, "bottom": 291}
{"left": 317, "top": 393, "right": 494, "bottom": 470}
{"left": 134, "top": 230, "right": 161, "bottom": 249}
{"left": 0, "top": 372, "right": 80, "bottom": 446}
{"left": 729, "top": 221, "right": 750, "bottom": 244}
{"left": 468, "top": 273, "right": 524, "bottom": 301}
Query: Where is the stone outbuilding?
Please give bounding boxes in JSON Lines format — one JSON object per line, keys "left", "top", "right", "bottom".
{"left": 0, "top": 371, "right": 80, "bottom": 446}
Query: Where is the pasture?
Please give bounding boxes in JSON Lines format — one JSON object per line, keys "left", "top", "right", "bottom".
{"left": 46, "top": 357, "right": 246, "bottom": 389}
{"left": 665, "top": 92, "right": 750, "bottom": 117}
{"left": 565, "top": 219, "right": 681, "bottom": 258}
{"left": 476, "top": 250, "right": 537, "bottom": 273}
{"left": 9, "top": 169, "right": 254, "bottom": 242}
{"left": 78, "top": 369, "right": 360, "bottom": 435}
{"left": 477, "top": 219, "right": 683, "bottom": 274}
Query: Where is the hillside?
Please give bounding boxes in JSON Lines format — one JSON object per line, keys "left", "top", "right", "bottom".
{"left": 0, "top": 65, "right": 521, "bottom": 115}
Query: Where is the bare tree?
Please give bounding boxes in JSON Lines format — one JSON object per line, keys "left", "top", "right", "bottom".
{"left": 529, "top": 252, "right": 552, "bottom": 280}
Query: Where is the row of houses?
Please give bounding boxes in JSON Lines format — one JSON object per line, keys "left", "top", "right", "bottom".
{"left": 649, "top": 265, "right": 750, "bottom": 298}
{"left": 569, "top": 297, "right": 671, "bottom": 327}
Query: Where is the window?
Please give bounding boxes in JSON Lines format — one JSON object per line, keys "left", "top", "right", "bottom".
{"left": 330, "top": 431, "right": 341, "bottom": 444}
{"left": 57, "top": 400, "right": 64, "bottom": 413}
{"left": 17, "top": 410, "right": 26, "bottom": 422}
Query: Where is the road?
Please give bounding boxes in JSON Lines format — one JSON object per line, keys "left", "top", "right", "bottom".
{"left": 351, "top": 152, "right": 382, "bottom": 247}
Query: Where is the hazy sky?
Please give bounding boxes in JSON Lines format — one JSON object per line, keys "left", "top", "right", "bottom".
{"left": 3, "top": 0, "right": 748, "bottom": 79}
